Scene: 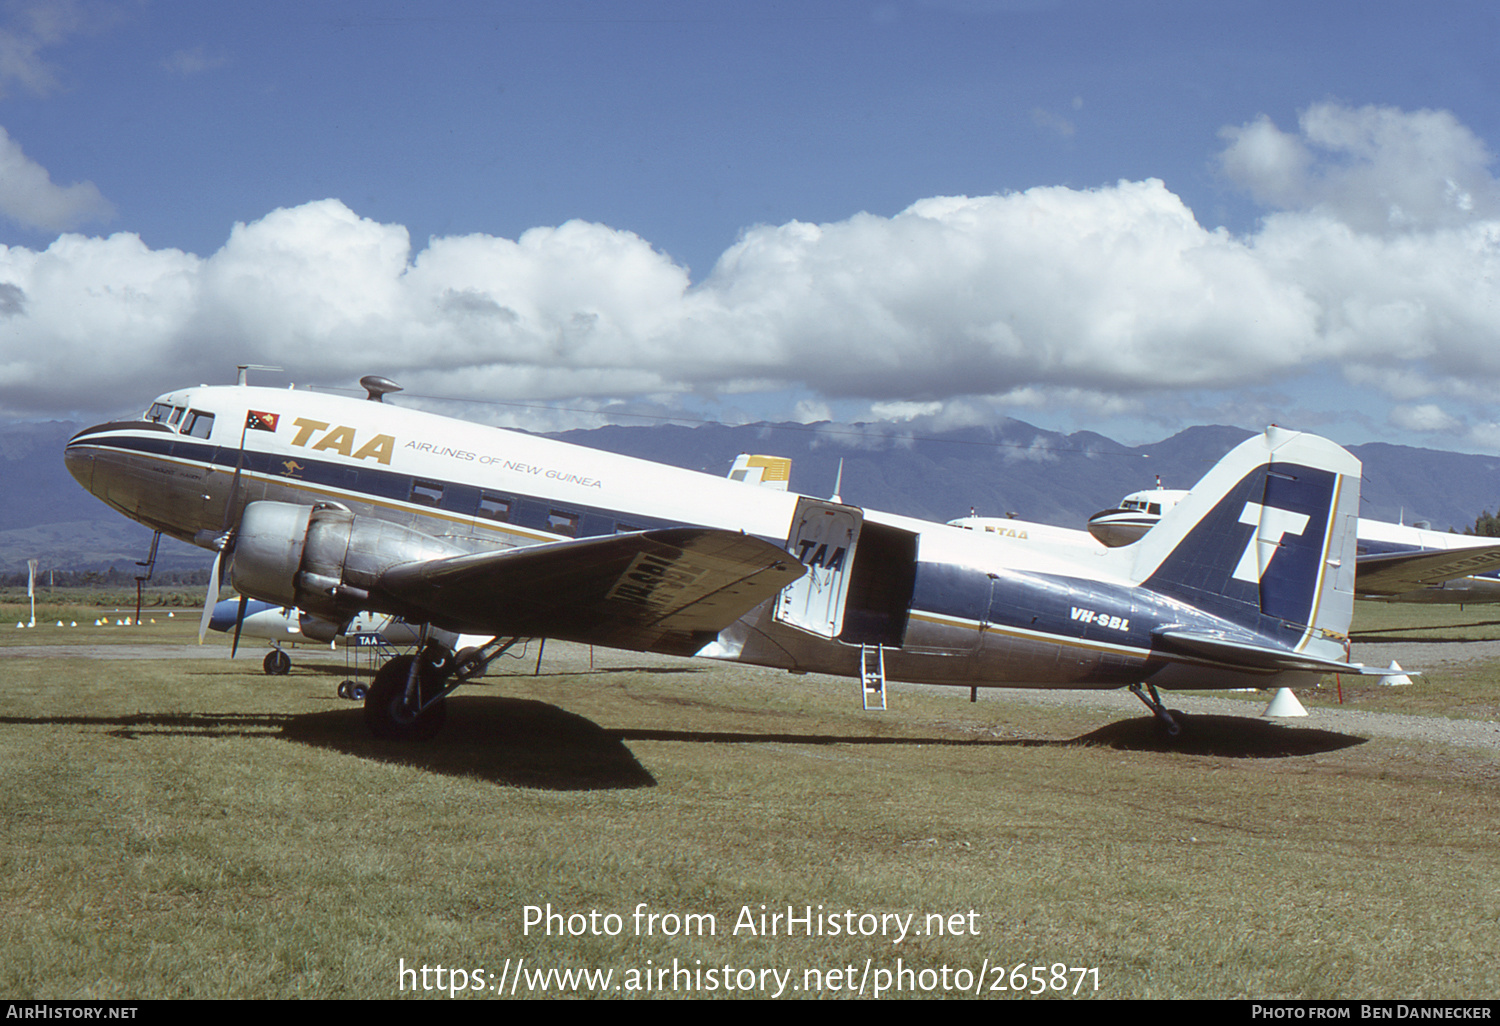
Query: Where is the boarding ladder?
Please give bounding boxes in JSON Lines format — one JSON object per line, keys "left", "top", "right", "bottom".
{"left": 860, "top": 644, "right": 887, "bottom": 711}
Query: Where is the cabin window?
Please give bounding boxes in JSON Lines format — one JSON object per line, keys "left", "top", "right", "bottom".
{"left": 146, "top": 403, "right": 172, "bottom": 423}
{"left": 547, "top": 510, "right": 579, "bottom": 537}
{"left": 477, "top": 494, "right": 512, "bottom": 522}
{"left": 410, "top": 480, "right": 443, "bottom": 507}
{"left": 167, "top": 406, "right": 185, "bottom": 427}
{"left": 615, "top": 522, "right": 643, "bottom": 534}
{"left": 1147, "top": 503, "right": 1161, "bottom": 515}
{"left": 183, "top": 410, "right": 215, "bottom": 439}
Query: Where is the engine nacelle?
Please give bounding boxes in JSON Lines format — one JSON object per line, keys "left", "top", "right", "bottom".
{"left": 229, "top": 500, "right": 467, "bottom": 624}
{"left": 296, "top": 611, "right": 345, "bottom": 644}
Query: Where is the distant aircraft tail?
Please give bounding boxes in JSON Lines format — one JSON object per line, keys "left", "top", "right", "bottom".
{"left": 1129, "top": 426, "right": 1361, "bottom": 662}
{"left": 728, "top": 454, "right": 792, "bottom": 490}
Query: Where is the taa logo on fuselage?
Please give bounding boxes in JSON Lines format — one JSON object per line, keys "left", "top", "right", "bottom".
{"left": 794, "top": 541, "right": 847, "bottom": 572}
{"left": 286, "top": 417, "right": 395, "bottom": 465}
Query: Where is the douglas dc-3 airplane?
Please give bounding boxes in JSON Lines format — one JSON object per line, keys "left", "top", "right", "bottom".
{"left": 1074, "top": 486, "right": 1500, "bottom": 605}
{"left": 66, "top": 373, "right": 1392, "bottom": 740}
{"left": 206, "top": 597, "right": 443, "bottom": 675}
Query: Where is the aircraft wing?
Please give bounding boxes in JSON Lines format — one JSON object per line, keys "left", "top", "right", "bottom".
{"left": 1355, "top": 544, "right": 1500, "bottom": 596}
{"left": 377, "top": 528, "right": 804, "bottom": 656}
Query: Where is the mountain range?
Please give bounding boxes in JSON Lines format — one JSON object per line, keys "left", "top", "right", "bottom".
{"left": 5, "top": 417, "right": 1499, "bottom": 575}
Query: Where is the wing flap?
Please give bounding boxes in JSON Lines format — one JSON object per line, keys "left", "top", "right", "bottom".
{"left": 1355, "top": 544, "right": 1500, "bottom": 596}
{"left": 378, "top": 528, "right": 804, "bottom": 655}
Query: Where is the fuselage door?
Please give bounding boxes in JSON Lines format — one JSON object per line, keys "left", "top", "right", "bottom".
{"left": 775, "top": 496, "right": 863, "bottom": 638}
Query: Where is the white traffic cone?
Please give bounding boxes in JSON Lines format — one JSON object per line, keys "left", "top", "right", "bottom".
{"left": 1262, "top": 687, "right": 1308, "bottom": 718}
{"left": 1379, "top": 661, "right": 1413, "bottom": 686}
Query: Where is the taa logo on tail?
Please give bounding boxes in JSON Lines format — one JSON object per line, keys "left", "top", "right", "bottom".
{"left": 1232, "top": 502, "right": 1311, "bottom": 584}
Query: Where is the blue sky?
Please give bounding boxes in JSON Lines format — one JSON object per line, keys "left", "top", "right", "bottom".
{"left": 4, "top": 0, "right": 1500, "bottom": 453}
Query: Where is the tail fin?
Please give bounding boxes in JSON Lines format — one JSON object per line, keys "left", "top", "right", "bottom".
{"left": 727, "top": 454, "right": 792, "bottom": 490}
{"left": 1131, "top": 426, "right": 1361, "bottom": 660}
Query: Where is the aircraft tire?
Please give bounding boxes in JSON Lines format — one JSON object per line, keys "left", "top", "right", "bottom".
{"left": 337, "top": 680, "right": 352, "bottom": 699}
{"left": 364, "top": 655, "right": 447, "bottom": 741}
{"left": 263, "top": 649, "right": 291, "bottom": 676}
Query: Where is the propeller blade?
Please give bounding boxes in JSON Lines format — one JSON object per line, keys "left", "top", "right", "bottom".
{"left": 197, "top": 548, "right": 223, "bottom": 645}
{"left": 230, "top": 592, "right": 249, "bottom": 658}
{"left": 201, "top": 414, "right": 252, "bottom": 646}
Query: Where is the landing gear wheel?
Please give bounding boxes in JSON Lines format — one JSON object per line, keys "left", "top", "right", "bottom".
{"left": 364, "top": 655, "right": 448, "bottom": 741}
{"left": 263, "top": 649, "right": 291, "bottom": 676}
{"left": 1130, "top": 682, "right": 1184, "bottom": 738}
{"left": 350, "top": 683, "right": 367, "bottom": 701}
{"left": 337, "top": 680, "right": 353, "bottom": 699}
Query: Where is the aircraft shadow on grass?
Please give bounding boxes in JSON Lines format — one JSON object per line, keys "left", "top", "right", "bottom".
{"left": 612, "top": 714, "right": 1365, "bottom": 760}
{"left": 284, "top": 662, "right": 704, "bottom": 680}
{"left": 1352, "top": 622, "right": 1500, "bottom": 643}
{"left": 1067, "top": 714, "right": 1365, "bottom": 757}
{"left": 281, "top": 698, "right": 660, "bottom": 790}
{"left": 0, "top": 699, "right": 1364, "bottom": 791}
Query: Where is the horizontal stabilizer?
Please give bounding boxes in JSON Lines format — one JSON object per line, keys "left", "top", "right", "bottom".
{"left": 378, "top": 528, "right": 804, "bottom": 655}
{"left": 1355, "top": 544, "right": 1500, "bottom": 596}
{"left": 1153, "top": 628, "right": 1393, "bottom": 677}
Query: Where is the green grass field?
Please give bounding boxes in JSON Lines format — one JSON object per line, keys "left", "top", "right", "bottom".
{"left": 1, "top": 606, "right": 1498, "bottom": 999}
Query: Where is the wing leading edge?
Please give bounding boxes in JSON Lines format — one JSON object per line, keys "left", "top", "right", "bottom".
{"left": 1354, "top": 544, "right": 1500, "bottom": 597}
{"left": 378, "top": 528, "right": 805, "bottom": 656}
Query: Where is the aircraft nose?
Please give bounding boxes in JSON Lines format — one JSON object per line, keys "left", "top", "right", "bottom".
{"left": 63, "top": 426, "right": 102, "bottom": 492}
{"left": 206, "top": 599, "right": 239, "bottom": 633}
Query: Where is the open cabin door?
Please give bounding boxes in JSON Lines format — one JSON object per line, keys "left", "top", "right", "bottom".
{"left": 775, "top": 497, "right": 863, "bottom": 638}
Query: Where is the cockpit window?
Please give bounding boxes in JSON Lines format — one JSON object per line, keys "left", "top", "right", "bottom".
{"left": 183, "top": 410, "right": 215, "bottom": 439}
{"left": 147, "top": 402, "right": 189, "bottom": 428}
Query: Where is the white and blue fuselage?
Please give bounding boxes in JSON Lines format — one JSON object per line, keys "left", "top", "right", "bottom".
{"left": 65, "top": 382, "right": 1366, "bottom": 697}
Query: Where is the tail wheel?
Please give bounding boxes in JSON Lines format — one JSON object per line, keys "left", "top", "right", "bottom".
{"left": 364, "top": 654, "right": 448, "bottom": 741}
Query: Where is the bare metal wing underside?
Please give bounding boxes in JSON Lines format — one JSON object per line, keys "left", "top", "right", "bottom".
{"left": 1355, "top": 544, "right": 1500, "bottom": 597}
{"left": 378, "top": 528, "right": 805, "bottom": 656}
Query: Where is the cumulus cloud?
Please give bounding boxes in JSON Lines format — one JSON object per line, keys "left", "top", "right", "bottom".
{"left": 1390, "top": 403, "right": 1464, "bottom": 434}
{"left": 692, "top": 182, "right": 1319, "bottom": 401}
{"left": 7, "top": 101, "right": 1500, "bottom": 452}
{"left": 1219, "top": 102, "right": 1500, "bottom": 232}
{"left": 0, "top": 125, "right": 113, "bottom": 231}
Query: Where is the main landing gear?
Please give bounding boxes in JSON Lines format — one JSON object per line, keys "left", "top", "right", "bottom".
{"left": 263, "top": 647, "right": 291, "bottom": 676}
{"left": 363, "top": 634, "right": 523, "bottom": 741}
{"left": 1129, "top": 682, "right": 1184, "bottom": 737}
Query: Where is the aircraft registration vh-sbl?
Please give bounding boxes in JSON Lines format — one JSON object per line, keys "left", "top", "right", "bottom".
{"left": 64, "top": 372, "right": 1392, "bottom": 741}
